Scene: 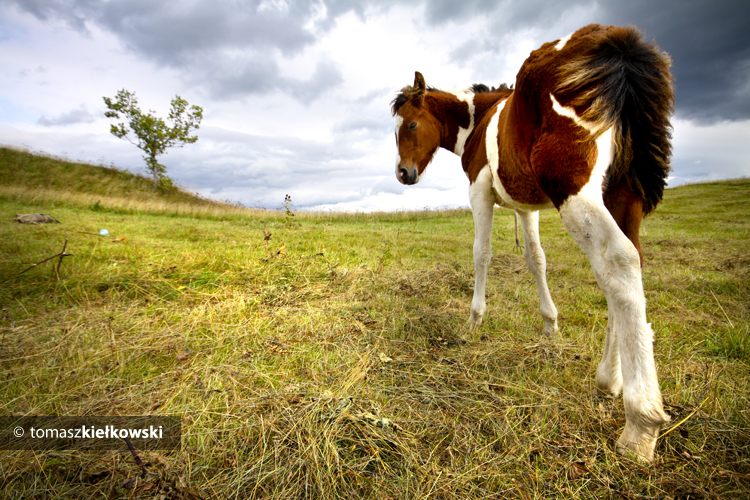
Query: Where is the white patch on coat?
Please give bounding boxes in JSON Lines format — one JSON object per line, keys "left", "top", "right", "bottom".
{"left": 555, "top": 32, "right": 573, "bottom": 51}
{"left": 582, "top": 126, "right": 614, "bottom": 199}
{"left": 549, "top": 93, "right": 600, "bottom": 135}
{"left": 445, "top": 89, "right": 475, "bottom": 156}
{"left": 484, "top": 102, "right": 504, "bottom": 180}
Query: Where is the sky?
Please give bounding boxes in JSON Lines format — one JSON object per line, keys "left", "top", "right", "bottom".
{"left": 1, "top": 0, "right": 749, "bottom": 212}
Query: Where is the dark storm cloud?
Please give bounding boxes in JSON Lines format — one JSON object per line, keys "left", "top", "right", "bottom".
{"left": 430, "top": 0, "right": 750, "bottom": 123}
{"left": 424, "top": 0, "right": 585, "bottom": 28}
{"left": 11, "top": 0, "right": 317, "bottom": 58}
{"left": 95, "top": 1, "right": 316, "bottom": 63}
{"left": 601, "top": 0, "right": 750, "bottom": 123}
{"left": 9, "top": 0, "right": 356, "bottom": 101}
{"left": 11, "top": 0, "right": 90, "bottom": 33}
{"left": 11, "top": 0, "right": 749, "bottom": 121}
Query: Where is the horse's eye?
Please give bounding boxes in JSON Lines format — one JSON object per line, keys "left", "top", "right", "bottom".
{"left": 409, "top": 122, "right": 418, "bottom": 131}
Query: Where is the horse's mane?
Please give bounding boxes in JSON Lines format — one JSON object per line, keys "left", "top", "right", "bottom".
{"left": 470, "top": 83, "right": 513, "bottom": 94}
{"left": 391, "top": 82, "right": 513, "bottom": 115}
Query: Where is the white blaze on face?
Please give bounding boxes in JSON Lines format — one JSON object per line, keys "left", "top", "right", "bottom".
{"left": 394, "top": 114, "right": 404, "bottom": 174}
{"left": 395, "top": 114, "right": 403, "bottom": 142}
{"left": 446, "top": 89, "right": 475, "bottom": 156}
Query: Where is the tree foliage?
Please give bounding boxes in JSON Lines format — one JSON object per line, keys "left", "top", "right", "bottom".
{"left": 103, "top": 89, "right": 203, "bottom": 190}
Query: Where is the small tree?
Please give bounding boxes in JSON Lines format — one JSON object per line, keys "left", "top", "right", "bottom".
{"left": 103, "top": 89, "right": 203, "bottom": 190}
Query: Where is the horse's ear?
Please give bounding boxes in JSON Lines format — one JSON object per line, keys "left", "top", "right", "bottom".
{"left": 413, "top": 71, "right": 426, "bottom": 105}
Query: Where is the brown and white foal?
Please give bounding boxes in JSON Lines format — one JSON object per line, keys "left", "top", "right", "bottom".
{"left": 391, "top": 24, "right": 674, "bottom": 462}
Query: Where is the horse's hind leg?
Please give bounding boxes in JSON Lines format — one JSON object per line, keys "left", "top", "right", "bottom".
{"left": 595, "top": 303, "right": 623, "bottom": 398}
{"left": 604, "top": 179, "right": 645, "bottom": 265}
{"left": 468, "top": 167, "right": 496, "bottom": 327}
{"left": 595, "top": 180, "right": 644, "bottom": 397}
{"left": 517, "top": 210, "right": 558, "bottom": 337}
{"left": 560, "top": 192, "right": 669, "bottom": 462}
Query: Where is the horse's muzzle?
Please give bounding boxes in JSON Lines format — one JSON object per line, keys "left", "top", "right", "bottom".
{"left": 397, "top": 165, "right": 419, "bottom": 185}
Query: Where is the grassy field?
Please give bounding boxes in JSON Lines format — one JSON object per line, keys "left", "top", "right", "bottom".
{"left": 1, "top": 147, "right": 748, "bottom": 499}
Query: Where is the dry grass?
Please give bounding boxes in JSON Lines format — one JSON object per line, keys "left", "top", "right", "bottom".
{"left": 0, "top": 174, "right": 748, "bottom": 499}
{"left": 0, "top": 184, "right": 267, "bottom": 221}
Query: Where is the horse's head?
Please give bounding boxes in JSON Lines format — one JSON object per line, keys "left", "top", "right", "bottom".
{"left": 391, "top": 71, "right": 441, "bottom": 185}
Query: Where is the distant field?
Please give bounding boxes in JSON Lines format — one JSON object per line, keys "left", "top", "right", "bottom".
{"left": 1, "top": 148, "right": 748, "bottom": 499}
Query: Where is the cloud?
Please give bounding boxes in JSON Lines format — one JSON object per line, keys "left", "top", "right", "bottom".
{"left": 2, "top": 0, "right": 748, "bottom": 212}
{"left": 333, "top": 115, "right": 391, "bottom": 135}
{"left": 427, "top": 0, "right": 750, "bottom": 124}
{"left": 9, "top": 0, "right": 352, "bottom": 102}
{"left": 670, "top": 118, "right": 750, "bottom": 184}
{"left": 37, "top": 106, "right": 95, "bottom": 126}
{"left": 599, "top": 0, "right": 750, "bottom": 123}
{"left": 10, "top": 0, "right": 319, "bottom": 57}
{"left": 204, "top": 56, "right": 344, "bottom": 103}
{"left": 424, "top": 0, "right": 590, "bottom": 30}
{"left": 14, "top": 0, "right": 748, "bottom": 120}
{"left": 12, "top": 0, "right": 90, "bottom": 34}
{"left": 282, "top": 59, "right": 344, "bottom": 102}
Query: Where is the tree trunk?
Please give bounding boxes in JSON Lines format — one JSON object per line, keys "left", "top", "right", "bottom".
{"left": 149, "top": 154, "right": 159, "bottom": 190}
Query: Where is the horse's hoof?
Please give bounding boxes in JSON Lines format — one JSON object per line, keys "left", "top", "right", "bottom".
{"left": 542, "top": 320, "right": 558, "bottom": 338}
{"left": 466, "top": 314, "right": 483, "bottom": 329}
{"left": 591, "top": 387, "right": 616, "bottom": 399}
{"left": 615, "top": 422, "right": 660, "bottom": 463}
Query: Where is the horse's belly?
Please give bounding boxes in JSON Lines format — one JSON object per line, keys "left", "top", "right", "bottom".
{"left": 490, "top": 165, "right": 555, "bottom": 211}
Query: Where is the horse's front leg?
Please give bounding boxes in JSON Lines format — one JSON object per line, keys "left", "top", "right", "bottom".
{"left": 517, "top": 210, "right": 559, "bottom": 337}
{"left": 468, "top": 168, "right": 496, "bottom": 327}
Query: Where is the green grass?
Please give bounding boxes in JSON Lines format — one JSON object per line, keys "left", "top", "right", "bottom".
{"left": 0, "top": 149, "right": 748, "bottom": 498}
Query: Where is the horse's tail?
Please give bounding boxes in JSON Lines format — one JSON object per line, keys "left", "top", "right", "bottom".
{"left": 556, "top": 25, "right": 674, "bottom": 215}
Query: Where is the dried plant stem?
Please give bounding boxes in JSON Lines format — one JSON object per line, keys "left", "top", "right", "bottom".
{"left": 659, "top": 396, "right": 710, "bottom": 439}
{"left": 710, "top": 290, "right": 735, "bottom": 328}
{"left": 12, "top": 238, "right": 73, "bottom": 281}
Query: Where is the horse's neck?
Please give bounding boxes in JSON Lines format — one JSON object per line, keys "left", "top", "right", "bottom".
{"left": 472, "top": 91, "right": 512, "bottom": 124}
{"left": 460, "top": 91, "right": 514, "bottom": 159}
{"left": 431, "top": 90, "right": 512, "bottom": 157}
{"left": 427, "top": 91, "right": 475, "bottom": 156}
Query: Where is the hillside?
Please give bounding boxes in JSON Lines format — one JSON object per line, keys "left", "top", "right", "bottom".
{"left": 0, "top": 146, "right": 213, "bottom": 203}
{"left": 0, "top": 145, "right": 259, "bottom": 221}
{"left": 1, "top": 149, "right": 748, "bottom": 499}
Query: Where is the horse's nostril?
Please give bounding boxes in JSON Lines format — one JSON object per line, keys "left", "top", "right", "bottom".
{"left": 397, "top": 166, "right": 418, "bottom": 184}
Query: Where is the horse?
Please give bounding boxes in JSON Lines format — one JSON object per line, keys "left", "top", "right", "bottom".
{"left": 391, "top": 24, "right": 674, "bottom": 462}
